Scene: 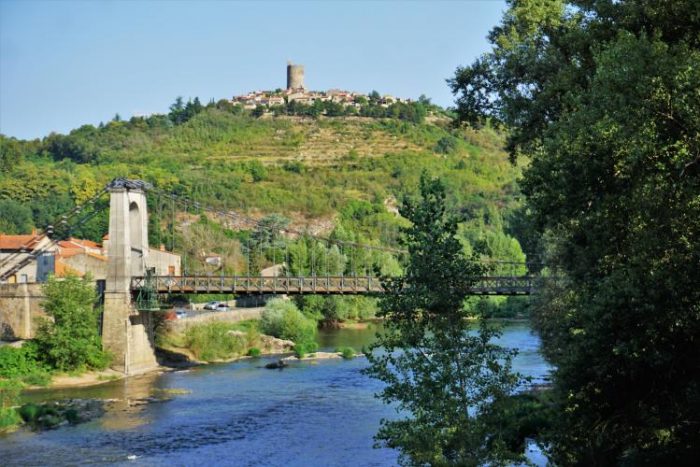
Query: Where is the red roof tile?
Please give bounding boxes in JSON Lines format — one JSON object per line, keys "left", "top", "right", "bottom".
{"left": 0, "top": 234, "right": 44, "bottom": 251}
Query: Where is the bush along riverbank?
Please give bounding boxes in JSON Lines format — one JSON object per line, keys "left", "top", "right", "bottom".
{"left": 0, "top": 275, "right": 111, "bottom": 432}
{"left": 156, "top": 318, "right": 296, "bottom": 364}
{"left": 155, "top": 298, "right": 369, "bottom": 366}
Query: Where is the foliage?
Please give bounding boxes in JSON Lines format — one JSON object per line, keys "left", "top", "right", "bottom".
{"left": 260, "top": 299, "right": 318, "bottom": 355}
{"left": 2, "top": 100, "right": 529, "bottom": 359}
{"left": 0, "top": 199, "right": 33, "bottom": 234}
{"left": 181, "top": 321, "right": 260, "bottom": 362}
{"left": 247, "top": 347, "right": 261, "bottom": 357}
{"left": 0, "top": 135, "right": 24, "bottom": 171}
{"left": 335, "top": 346, "right": 356, "bottom": 359}
{"left": 295, "top": 295, "right": 378, "bottom": 324}
{"left": 0, "top": 379, "right": 22, "bottom": 431}
{"left": 35, "top": 275, "right": 110, "bottom": 372}
{"left": 434, "top": 136, "right": 458, "bottom": 155}
{"left": 0, "top": 109, "right": 525, "bottom": 280}
{"left": 0, "top": 342, "right": 51, "bottom": 386}
{"left": 451, "top": 0, "right": 700, "bottom": 463}
{"left": 364, "top": 174, "right": 523, "bottom": 466}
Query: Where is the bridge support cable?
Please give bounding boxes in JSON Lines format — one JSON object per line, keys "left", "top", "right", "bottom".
{"left": 142, "top": 184, "right": 540, "bottom": 280}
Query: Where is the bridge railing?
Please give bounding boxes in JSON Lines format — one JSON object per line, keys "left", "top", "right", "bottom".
{"left": 131, "top": 275, "right": 536, "bottom": 296}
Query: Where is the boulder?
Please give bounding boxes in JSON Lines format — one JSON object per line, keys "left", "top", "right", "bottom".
{"left": 259, "top": 334, "right": 295, "bottom": 353}
{"left": 264, "top": 359, "right": 288, "bottom": 370}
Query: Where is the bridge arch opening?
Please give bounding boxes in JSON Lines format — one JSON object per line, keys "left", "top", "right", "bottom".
{"left": 129, "top": 201, "right": 144, "bottom": 248}
{"left": 129, "top": 200, "right": 146, "bottom": 277}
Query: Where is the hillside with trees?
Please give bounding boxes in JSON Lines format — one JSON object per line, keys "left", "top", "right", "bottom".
{"left": 0, "top": 100, "right": 528, "bottom": 299}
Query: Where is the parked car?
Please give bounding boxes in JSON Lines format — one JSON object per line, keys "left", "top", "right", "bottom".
{"left": 203, "top": 301, "right": 220, "bottom": 310}
{"left": 215, "top": 303, "right": 231, "bottom": 312}
{"left": 175, "top": 309, "right": 188, "bottom": 320}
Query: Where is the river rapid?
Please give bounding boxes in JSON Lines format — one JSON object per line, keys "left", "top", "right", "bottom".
{"left": 1, "top": 321, "right": 550, "bottom": 466}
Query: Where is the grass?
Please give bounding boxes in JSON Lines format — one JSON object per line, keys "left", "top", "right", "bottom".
{"left": 0, "top": 407, "right": 21, "bottom": 432}
{"left": 159, "top": 321, "right": 261, "bottom": 362}
{"left": 0, "top": 379, "right": 22, "bottom": 432}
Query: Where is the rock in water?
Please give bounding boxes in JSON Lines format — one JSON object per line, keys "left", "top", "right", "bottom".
{"left": 264, "top": 359, "right": 288, "bottom": 370}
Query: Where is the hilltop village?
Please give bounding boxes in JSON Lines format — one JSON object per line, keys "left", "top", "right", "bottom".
{"left": 231, "top": 62, "right": 414, "bottom": 110}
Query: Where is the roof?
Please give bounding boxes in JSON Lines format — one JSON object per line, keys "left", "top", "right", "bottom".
{"left": 58, "top": 237, "right": 101, "bottom": 250}
{"left": 0, "top": 234, "right": 44, "bottom": 251}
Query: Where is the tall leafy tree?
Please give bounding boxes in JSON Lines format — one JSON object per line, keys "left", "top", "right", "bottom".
{"left": 35, "top": 275, "right": 110, "bottom": 371}
{"left": 0, "top": 136, "right": 22, "bottom": 171}
{"left": 364, "top": 173, "right": 522, "bottom": 466}
{"left": 451, "top": 0, "right": 700, "bottom": 463}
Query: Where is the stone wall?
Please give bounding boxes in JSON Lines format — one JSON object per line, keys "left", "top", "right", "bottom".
{"left": 62, "top": 253, "right": 108, "bottom": 280}
{"left": 0, "top": 283, "right": 46, "bottom": 340}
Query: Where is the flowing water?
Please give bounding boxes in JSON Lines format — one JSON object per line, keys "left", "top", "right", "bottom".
{"left": 1, "top": 321, "right": 550, "bottom": 466}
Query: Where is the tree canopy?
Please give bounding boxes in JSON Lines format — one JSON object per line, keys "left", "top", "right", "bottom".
{"left": 451, "top": 0, "right": 700, "bottom": 463}
{"left": 364, "top": 174, "right": 523, "bottom": 466}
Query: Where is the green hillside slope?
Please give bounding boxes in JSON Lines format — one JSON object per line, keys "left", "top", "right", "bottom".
{"left": 0, "top": 105, "right": 528, "bottom": 303}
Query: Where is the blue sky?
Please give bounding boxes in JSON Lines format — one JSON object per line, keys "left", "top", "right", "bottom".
{"left": 0, "top": 0, "right": 506, "bottom": 140}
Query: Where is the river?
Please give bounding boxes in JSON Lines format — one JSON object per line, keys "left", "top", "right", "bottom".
{"left": 1, "top": 321, "right": 550, "bottom": 466}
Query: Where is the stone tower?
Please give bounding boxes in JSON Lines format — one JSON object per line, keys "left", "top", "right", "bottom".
{"left": 102, "top": 179, "right": 158, "bottom": 375}
{"left": 286, "top": 62, "right": 305, "bottom": 90}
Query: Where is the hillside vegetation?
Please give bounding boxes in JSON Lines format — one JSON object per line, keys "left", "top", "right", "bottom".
{"left": 1, "top": 102, "right": 528, "bottom": 306}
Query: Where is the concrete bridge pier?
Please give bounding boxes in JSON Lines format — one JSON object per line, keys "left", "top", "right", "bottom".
{"left": 102, "top": 181, "right": 158, "bottom": 375}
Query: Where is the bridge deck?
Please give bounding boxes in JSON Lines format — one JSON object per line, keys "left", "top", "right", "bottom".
{"left": 131, "top": 275, "right": 535, "bottom": 296}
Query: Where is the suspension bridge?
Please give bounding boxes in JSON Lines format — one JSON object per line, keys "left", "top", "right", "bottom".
{"left": 0, "top": 178, "right": 538, "bottom": 374}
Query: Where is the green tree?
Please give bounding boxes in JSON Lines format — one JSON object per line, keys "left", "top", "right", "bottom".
{"left": 364, "top": 173, "right": 522, "bottom": 466}
{"left": 0, "top": 136, "right": 22, "bottom": 171}
{"left": 169, "top": 96, "right": 186, "bottom": 124}
{"left": 35, "top": 275, "right": 110, "bottom": 371}
{"left": 252, "top": 213, "right": 289, "bottom": 249}
{"left": 451, "top": 0, "right": 700, "bottom": 463}
{"left": 0, "top": 199, "right": 33, "bottom": 234}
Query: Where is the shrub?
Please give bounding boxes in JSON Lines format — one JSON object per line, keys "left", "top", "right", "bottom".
{"left": 434, "top": 136, "right": 458, "bottom": 154}
{"left": 17, "top": 403, "right": 40, "bottom": 423}
{"left": 0, "top": 342, "right": 51, "bottom": 386}
{"left": 261, "top": 299, "right": 318, "bottom": 353}
{"left": 293, "top": 341, "right": 318, "bottom": 359}
{"left": 0, "top": 379, "right": 22, "bottom": 431}
{"left": 260, "top": 299, "right": 290, "bottom": 337}
{"left": 184, "top": 322, "right": 249, "bottom": 362}
{"left": 336, "top": 346, "right": 356, "bottom": 359}
{"left": 247, "top": 347, "right": 261, "bottom": 357}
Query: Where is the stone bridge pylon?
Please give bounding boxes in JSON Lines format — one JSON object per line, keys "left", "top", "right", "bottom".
{"left": 102, "top": 179, "right": 158, "bottom": 375}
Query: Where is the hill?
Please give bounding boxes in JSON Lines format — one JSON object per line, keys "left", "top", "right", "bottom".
{"left": 0, "top": 104, "right": 528, "bottom": 292}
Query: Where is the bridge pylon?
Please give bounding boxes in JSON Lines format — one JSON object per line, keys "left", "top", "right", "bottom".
{"left": 102, "top": 179, "right": 158, "bottom": 375}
